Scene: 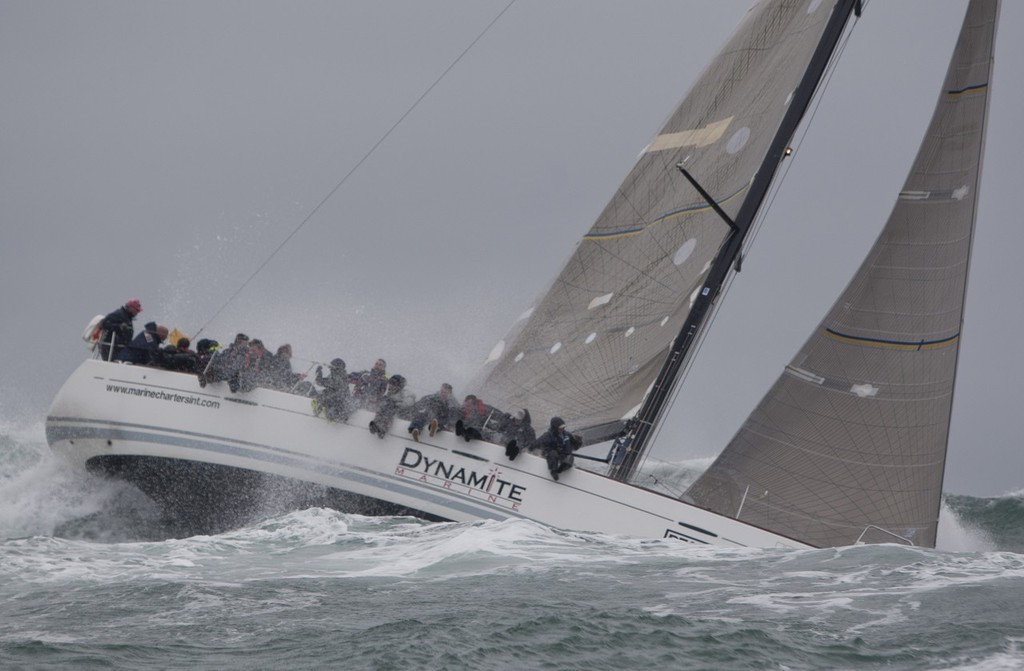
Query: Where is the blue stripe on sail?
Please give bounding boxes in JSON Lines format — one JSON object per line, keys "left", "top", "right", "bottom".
{"left": 824, "top": 328, "right": 959, "bottom": 350}
{"left": 946, "top": 82, "right": 987, "bottom": 97}
{"left": 583, "top": 184, "right": 748, "bottom": 241}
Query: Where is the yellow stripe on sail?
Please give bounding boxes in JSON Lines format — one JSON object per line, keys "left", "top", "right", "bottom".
{"left": 945, "top": 83, "right": 987, "bottom": 99}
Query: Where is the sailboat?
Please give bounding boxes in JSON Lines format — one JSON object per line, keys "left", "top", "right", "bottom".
{"left": 46, "top": 0, "right": 998, "bottom": 548}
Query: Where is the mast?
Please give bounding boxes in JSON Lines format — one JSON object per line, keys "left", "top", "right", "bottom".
{"left": 609, "top": 0, "right": 862, "bottom": 482}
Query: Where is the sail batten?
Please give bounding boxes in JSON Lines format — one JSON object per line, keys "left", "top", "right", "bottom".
{"left": 686, "top": 0, "right": 998, "bottom": 549}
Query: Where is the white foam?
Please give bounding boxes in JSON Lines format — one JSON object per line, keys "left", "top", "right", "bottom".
{"left": 942, "top": 640, "right": 1024, "bottom": 671}
{"left": 0, "top": 421, "right": 133, "bottom": 540}
{"left": 937, "top": 500, "right": 998, "bottom": 552}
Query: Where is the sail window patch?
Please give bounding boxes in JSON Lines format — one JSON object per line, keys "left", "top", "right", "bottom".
{"left": 660, "top": 316, "right": 670, "bottom": 327}
{"left": 585, "top": 332, "right": 597, "bottom": 344}
{"left": 850, "top": 383, "right": 879, "bottom": 398}
{"left": 516, "top": 307, "right": 535, "bottom": 322}
{"left": 785, "top": 365, "right": 825, "bottom": 385}
{"left": 588, "top": 293, "right": 614, "bottom": 310}
{"left": 624, "top": 327, "right": 636, "bottom": 338}
{"left": 485, "top": 340, "right": 505, "bottom": 363}
{"left": 899, "top": 185, "right": 971, "bottom": 201}
{"left": 673, "top": 239, "right": 697, "bottom": 266}
{"left": 726, "top": 127, "right": 751, "bottom": 155}
{"left": 514, "top": 352, "right": 524, "bottom": 362}
{"left": 550, "top": 342, "right": 562, "bottom": 354}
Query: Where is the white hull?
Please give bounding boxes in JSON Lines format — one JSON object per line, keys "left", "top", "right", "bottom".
{"left": 46, "top": 360, "right": 808, "bottom": 548}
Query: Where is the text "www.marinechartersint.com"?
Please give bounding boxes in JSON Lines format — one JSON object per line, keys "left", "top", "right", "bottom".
{"left": 105, "top": 384, "right": 220, "bottom": 409}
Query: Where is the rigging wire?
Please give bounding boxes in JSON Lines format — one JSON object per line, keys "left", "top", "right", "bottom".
{"left": 634, "top": 8, "right": 864, "bottom": 478}
{"left": 739, "top": 9, "right": 861, "bottom": 261}
{"left": 195, "top": 0, "right": 517, "bottom": 338}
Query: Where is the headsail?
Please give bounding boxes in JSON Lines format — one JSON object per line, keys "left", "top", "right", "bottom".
{"left": 475, "top": 1, "right": 861, "bottom": 448}
{"left": 685, "top": 0, "right": 998, "bottom": 549}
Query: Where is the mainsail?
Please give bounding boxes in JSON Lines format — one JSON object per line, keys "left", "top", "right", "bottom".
{"left": 685, "top": 0, "right": 998, "bottom": 548}
{"left": 475, "top": 0, "right": 862, "bottom": 450}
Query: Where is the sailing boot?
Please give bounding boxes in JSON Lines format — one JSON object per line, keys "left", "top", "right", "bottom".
{"left": 505, "top": 440, "right": 520, "bottom": 461}
{"left": 428, "top": 419, "right": 439, "bottom": 437}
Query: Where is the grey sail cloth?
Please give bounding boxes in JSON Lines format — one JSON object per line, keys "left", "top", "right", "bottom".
{"left": 685, "top": 0, "right": 998, "bottom": 549}
{"left": 474, "top": 1, "right": 853, "bottom": 437}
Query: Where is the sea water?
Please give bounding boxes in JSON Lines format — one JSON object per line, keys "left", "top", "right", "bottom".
{"left": 3, "top": 419, "right": 1023, "bottom": 671}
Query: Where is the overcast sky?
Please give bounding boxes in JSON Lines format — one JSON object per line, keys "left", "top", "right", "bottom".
{"left": 1, "top": 1, "right": 1020, "bottom": 496}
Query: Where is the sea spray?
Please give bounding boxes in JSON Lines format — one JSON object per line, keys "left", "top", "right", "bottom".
{"left": 0, "top": 420, "right": 167, "bottom": 542}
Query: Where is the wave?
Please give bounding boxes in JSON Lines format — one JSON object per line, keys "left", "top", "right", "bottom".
{"left": 945, "top": 492, "right": 1024, "bottom": 553}
{"left": 4, "top": 504, "right": 1023, "bottom": 671}
{"left": 5, "top": 507, "right": 1023, "bottom": 588}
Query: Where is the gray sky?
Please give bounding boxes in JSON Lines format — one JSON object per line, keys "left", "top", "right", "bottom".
{"left": 1, "top": 1, "right": 1020, "bottom": 496}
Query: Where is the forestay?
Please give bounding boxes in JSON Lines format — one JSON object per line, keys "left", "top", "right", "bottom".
{"left": 476, "top": 1, "right": 860, "bottom": 440}
{"left": 685, "top": 0, "right": 998, "bottom": 549}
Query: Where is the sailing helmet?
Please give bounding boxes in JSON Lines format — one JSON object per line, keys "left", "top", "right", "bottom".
{"left": 330, "top": 358, "right": 346, "bottom": 370}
